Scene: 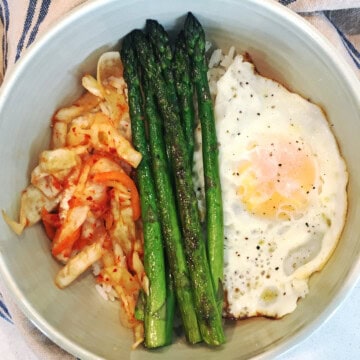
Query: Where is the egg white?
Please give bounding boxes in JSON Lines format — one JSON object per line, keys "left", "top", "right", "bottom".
{"left": 194, "top": 54, "right": 348, "bottom": 318}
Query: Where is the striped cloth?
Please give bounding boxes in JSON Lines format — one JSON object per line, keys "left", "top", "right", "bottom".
{"left": 0, "top": 0, "right": 87, "bottom": 84}
{"left": 0, "top": 1, "right": 359, "bottom": 359}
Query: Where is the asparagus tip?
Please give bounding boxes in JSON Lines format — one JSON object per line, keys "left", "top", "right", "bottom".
{"left": 184, "top": 12, "right": 205, "bottom": 54}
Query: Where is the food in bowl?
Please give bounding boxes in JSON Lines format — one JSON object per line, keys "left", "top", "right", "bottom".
{"left": 199, "top": 49, "right": 348, "bottom": 319}
{"left": 3, "top": 50, "right": 148, "bottom": 348}
{"left": 2, "top": 10, "right": 348, "bottom": 353}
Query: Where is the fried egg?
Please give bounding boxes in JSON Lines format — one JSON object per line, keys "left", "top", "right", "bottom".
{"left": 194, "top": 54, "right": 348, "bottom": 318}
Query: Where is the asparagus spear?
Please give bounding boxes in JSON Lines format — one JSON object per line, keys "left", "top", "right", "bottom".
{"left": 131, "top": 29, "right": 225, "bottom": 346}
{"left": 121, "top": 35, "right": 167, "bottom": 349}
{"left": 146, "top": 20, "right": 195, "bottom": 165}
{"left": 146, "top": 19, "right": 177, "bottom": 164}
{"left": 136, "top": 270, "right": 175, "bottom": 345}
{"left": 146, "top": 20, "right": 176, "bottom": 94}
{"left": 164, "top": 270, "right": 175, "bottom": 345}
{"left": 173, "top": 31, "right": 196, "bottom": 165}
{"left": 142, "top": 73, "right": 202, "bottom": 344}
{"left": 184, "top": 12, "right": 224, "bottom": 311}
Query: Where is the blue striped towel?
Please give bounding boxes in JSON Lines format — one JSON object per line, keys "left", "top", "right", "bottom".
{"left": 0, "top": 0, "right": 359, "bottom": 359}
{"left": 0, "top": 292, "right": 12, "bottom": 324}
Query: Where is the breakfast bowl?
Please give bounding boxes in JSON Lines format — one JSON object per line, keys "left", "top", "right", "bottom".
{"left": 0, "top": 0, "right": 360, "bottom": 359}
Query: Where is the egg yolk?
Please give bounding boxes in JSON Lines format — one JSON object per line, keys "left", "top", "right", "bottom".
{"left": 237, "top": 138, "right": 316, "bottom": 220}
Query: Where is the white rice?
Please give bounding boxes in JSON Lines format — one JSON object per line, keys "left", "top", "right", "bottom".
{"left": 92, "top": 243, "right": 126, "bottom": 302}
{"left": 207, "top": 46, "right": 236, "bottom": 99}
{"left": 95, "top": 283, "right": 118, "bottom": 302}
{"left": 92, "top": 261, "right": 102, "bottom": 276}
{"left": 205, "top": 40, "right": 212, "bottom": 52}
{"left": 95, "top": 283, "right": 109, "bottom": 300}
{"left": 208, "top": 48, "right": 222, "bottom": 69}
{"left": 92, "top": 261, "right": 119, "bottom": 302}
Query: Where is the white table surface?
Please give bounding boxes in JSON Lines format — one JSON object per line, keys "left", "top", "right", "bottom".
{"left": 279, "top": 281, "right": 360, "bottom": 359}
{"left": 1, "top": 281, "right": 360, "bottom": 359}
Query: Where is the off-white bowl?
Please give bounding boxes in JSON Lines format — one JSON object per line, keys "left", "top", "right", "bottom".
{"left": 1, "top": 0, "right": 360, "bottom": 359}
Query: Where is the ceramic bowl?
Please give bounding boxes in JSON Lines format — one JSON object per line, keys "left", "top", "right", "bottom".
{"left": 1, "top": 0, "right": 360, "bottom": 359}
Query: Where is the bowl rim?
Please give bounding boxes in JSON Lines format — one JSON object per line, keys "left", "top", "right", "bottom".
{"left": 0, "top": 0, "right": 360, "bottom": 359}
